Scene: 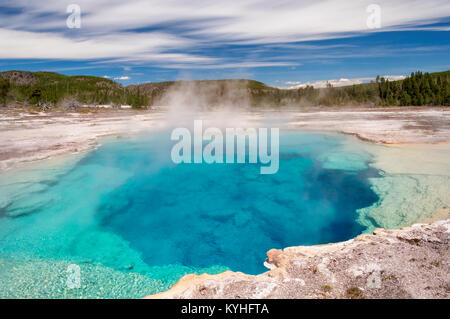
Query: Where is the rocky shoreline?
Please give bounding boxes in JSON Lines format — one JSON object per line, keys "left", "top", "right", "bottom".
{"left": 148, "top": 219, "right": 449, "bottom": 299}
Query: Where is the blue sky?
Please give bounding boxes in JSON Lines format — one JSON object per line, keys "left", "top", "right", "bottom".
{"left": 0, "top": 0, "right": 449, "bottom": 87}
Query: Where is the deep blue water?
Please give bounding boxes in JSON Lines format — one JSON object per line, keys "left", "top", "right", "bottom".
{"left": 0, "top": 131, "right": 380, "bottom": 295}
{"left": 85, "top": 131, "right": 378, "bottom": 274}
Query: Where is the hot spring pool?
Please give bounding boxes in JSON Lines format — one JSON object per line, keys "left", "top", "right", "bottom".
{"left": 0, "top": 131, "right": 381, "bottom": 298}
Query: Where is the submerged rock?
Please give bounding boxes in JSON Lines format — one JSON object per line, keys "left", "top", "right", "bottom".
{"left": 147, "top": 219, "right": 449, "bottom": 299}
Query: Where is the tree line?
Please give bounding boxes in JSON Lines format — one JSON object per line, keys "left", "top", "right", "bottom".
{"left": 296, "top": 71, "right": 449, "bottom": 107}
{"left": 377, "top": 71, "right": 449, "bottom": 106}
{"left": 0, "top": 70, "right": 449, "bottom": 108}
{"left": 246, "top": 71, "right": 449, "bottom": 107}
{"left": 0, "top": 72, "right": 149, "bottom": 108}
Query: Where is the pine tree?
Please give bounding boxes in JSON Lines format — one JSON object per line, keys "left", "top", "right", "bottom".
{"left": 30, "top": 87, "right": 42, "bottom": 105}
{"left": 0, "top": 78, "right": 10, "bottom": 107}
{"left": 400, "top": 91, "right": 411, "bottom": 106}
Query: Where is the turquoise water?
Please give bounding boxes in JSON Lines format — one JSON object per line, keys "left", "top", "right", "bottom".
{"left": 0, "top": 131, "right": 380, "bottom": 298}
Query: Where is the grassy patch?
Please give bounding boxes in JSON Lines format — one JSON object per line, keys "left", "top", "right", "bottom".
{"left": 346, "top": 287, "right": 364, "bottom": 299}
{"left": 322, "top": 284, "right": 332, "bottom": 292}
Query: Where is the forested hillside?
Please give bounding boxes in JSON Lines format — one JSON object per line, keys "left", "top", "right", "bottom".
{"left": 0, "top": 70, "right": 448, "bottom": 109}
{"left": 0, "top": 71, "right": 149, "bottom": 108}
{"left": 130, "top": 70, "right": 450, "bottom": 107}
{"left": 377, "top": 71, "right": 449, "bottom": 106}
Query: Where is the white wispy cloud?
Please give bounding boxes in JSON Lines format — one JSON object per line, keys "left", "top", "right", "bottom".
{"left": 384, "top": 75, "right": 407, "bottom": 81}
{"left": 161, "top": 61, "right": 299, "bottom": 69}
{"left": 0, "top": 28, "right": 194, "bottom": 60}
{"left": 283, "top": 78, "right": 372, "bottom": 89}
{"left": 114, "top": 76, "right": 131, "bottom": 80}
{"left": 0, "top": 0, "right": 448, "bottom": 66}
{"left": 282, "top": 75, "right": 407, "bottom": 89}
